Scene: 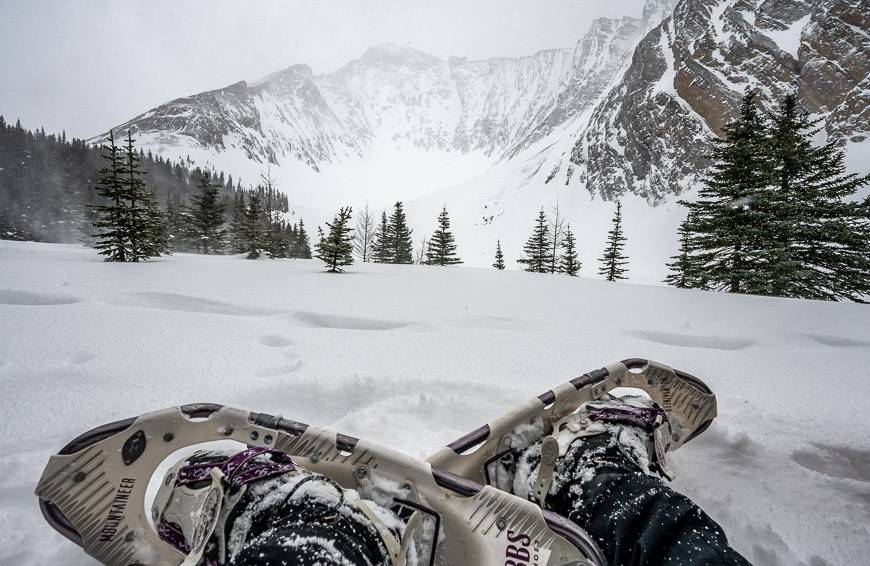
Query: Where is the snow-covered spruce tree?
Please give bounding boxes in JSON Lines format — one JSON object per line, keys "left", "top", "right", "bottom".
{"left": 241, "top": 191, "right": 266, "bottom": 259}
{"left": 598, "top": 200, "right": 628, "bottom": 281}
{"left": 166, "top": 192, "right": 195, "bottom": 252}
{"left": 139, "top": 187, "right": 169, "bottom": 259}
{"left": 559, "top": 224, "right": 580, "bottom": 276}
{"left": 765, "top": 93, "right": 870, "bottom": 301}
{"left": 291, "top": 219, "right": 312, "bottom": 259}
{"left": 493, "top": 240, "right": 505, "bottom": 270}
{"left": 353, "top": 201, "right": 376, "bottom": 262}
{"left": 388, "top": 201, "right": 414, "bottom": 264}
{"left": 549, "top": 201, "right": 566, "bottom": 273}
{"left": 264, "top": 214, "right": 285, "bottom": 259}
{"left": 680, "top": 89, "right": 772, "bottom": 294}
{"left": 190, "top": 172, "right": 226, "bottom": 255}
{"left": 425, "top": 205, "right": 462, "bottom": 266}
{"left": 120, "top": 130, "right": 165, "bottom": 261}
{"left": 229, "top": 192, "right": 248, "bottom": 254}
{"left": 664, "top": 218, "right": 706, "bottom": 289}
{"left": 90, "top": 130, "right": 129, "bottom": 261}
{"left": 517, "top": 208, "right": 553, "bottom": 273}
{"left": 259, "top": 174, "right": 286, "bottom": 259}
{"left": 315, "top": 206, "right": 354, "bottom": 273}
{"left": 371, "top": 211, "right": 392, "bottom": 263}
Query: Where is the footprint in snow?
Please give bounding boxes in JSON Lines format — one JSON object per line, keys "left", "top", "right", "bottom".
{"left": 259, "top": 334, "right": 293, "bottom": 347}
{"left": 0, "top": 290, "right": 78, "bottom": 306}
{"left": 624, "top": 329, "right": 755, "bottom": 351}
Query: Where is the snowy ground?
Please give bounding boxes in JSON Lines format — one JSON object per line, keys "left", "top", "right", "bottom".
{"left": 1, "top": 240, "right": 869, "bottom": 565}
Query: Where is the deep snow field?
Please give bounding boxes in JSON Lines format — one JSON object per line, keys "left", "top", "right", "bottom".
{"left": 1, "top": 240, "right": 869, "bottom": 565}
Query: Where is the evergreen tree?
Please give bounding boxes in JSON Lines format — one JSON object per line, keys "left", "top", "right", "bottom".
{"left": 118, "top": 130, "right": 166, "bottom": 261}
{"left": 241, "top": 191, "right": 265, "bottom": 259}
{"left": 353, "top": 201, "right": 376, "bottom": 262}
{"left": 90, "top": 131, "right": 129, "bottom": 261}
{"left": 288, "top": 218, "right": 312, "bottom": 259}
{"left": 372, "top": 211, "right": 392, "bottom": 263}
{"left": 598, "top": 200, "right": 629, "bottom": 281}
{"left": 680, "top": 89, "right": 772, "bottom": 294}
{"left": 424, "top": 205, "right": 462, "bottom": 265}
{"left": 764, "top": 93, "right": 870, "bottom": 301}
{"left": 493, "top": 240, "right": 505, "bottom": 270}
{"left": 139, "top": 187, "right": 169, "bottom": 258}
{"left": 388, "top": 201, "right": 413, "bottom": 264}
{"left": 517, "top": 208, "right": 553, "bottom": 273}
{"left": 664, "top": 219, "right": 706, "bottom": 289}
{"left": 559, "top": 224, "right": 580, "bottom": 276}
{"left": 229, "top": 192, "right": 247, "bottom": 253}
{"left": 315, "top": 206, "right": 354, "bottom": 273}
{"left": 258, "top": 173, "right": 285, "bottom": 259}
{"left": 189, "top": 172, "right": 226, "bottom": 255}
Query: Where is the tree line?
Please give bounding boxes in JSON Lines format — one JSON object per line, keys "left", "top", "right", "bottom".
{"left": 0, "top": 116, "right": 263, "bottom": 243}
{"left": 314, "top": 197, "right": 628, "bottom": 279}
{"left": 85, "top": 130, "right": 312, "bottom": 262}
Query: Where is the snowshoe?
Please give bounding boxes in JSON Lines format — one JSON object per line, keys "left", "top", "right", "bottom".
{"left": 36, "top": 404, "right": 606, "bottom": 565}
{"left": 427, "top": 358, "right": 717, "bottom": 488}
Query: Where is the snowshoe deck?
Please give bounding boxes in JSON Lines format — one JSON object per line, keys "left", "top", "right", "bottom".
{"left": 427, "top": 358, "right": 717, "bottom": 485}
{"left": 36, "top": 404, "right": 605, "bottom": 566}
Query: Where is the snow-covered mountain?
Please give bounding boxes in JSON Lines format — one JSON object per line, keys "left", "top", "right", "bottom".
{"left": 96, "top": 0, "right": 867, "bottom": 202}
{"left": 91, "top": 0, "right": 868, "bottom": 276}
{"left": 92, "top": 6, "right": 661, "bottom": 173}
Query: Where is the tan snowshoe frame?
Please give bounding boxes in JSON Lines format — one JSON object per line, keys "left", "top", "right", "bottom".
{"left": 36, "top": 407, "right": 602, "bottom": 565}
{"left": 35, "top": 358, "right": 714, "bottom": 566}
{"left": 427, "top": 358, "right": 717, "bottom": 485}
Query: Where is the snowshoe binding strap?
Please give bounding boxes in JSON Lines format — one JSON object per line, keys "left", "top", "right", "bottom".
{"left": 427, "top": 358, "right": 717, "bottom": 485}
{"left": 152, "top": 447, "right": 297, "bottom": 564}
{"left": 36, "top": 403, "right": 605, "bottom": 566}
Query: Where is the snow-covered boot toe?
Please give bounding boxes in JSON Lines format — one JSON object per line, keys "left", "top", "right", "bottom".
{"left": 494, "top": 394, "right": 673, "bottom": 510}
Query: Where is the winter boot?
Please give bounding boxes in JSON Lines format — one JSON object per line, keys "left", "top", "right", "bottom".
{"left": 491, "top": 394, "right": 673, "bottom": 509}
{"left": 152, "top": 447, "right": 405, "bottom": 565}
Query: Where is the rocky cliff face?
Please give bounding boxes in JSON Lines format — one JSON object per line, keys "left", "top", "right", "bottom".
{"left": 567, "top": 0, "right": 869, "bottom": 202}
{"left": 95, "top": 0, "right": 868, "bottom": 203}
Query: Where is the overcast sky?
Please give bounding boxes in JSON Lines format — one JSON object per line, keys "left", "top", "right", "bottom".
{"left": 1, "top": 0, "right": 643, "bottom": 138}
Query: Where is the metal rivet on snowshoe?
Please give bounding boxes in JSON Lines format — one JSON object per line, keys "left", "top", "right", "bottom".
{"left": 355, "top": 465, "right": 368, "bottom": 480}
{"left": 309, "top": 452, "right": 320, "bottom": 464}
{"left": 250, "top": 431, "right": 259, "bottom": 441}
{"left": 264, "top": 434, "right": 273, "bottom": 444}
{"left": 121, "top": 430, "right": 147, "bottom": 465}
{"left": 496, "top": 517, "right": 507, "bottom": 530}
{"left": 125, "top": 531, "right": 135, "bottom": 543}
{"left": 162, "top": 432, "right": 174, "bottom": 442}
{"left": 73, "top": 471, "right": 86, "bottom": 483}
{"left": 218, "top": 425, "right": 233, "bottom": 436}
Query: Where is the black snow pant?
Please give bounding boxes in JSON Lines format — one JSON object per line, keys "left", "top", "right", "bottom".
{"left": 543, "top": 433, "right": 752, "bottom": 566}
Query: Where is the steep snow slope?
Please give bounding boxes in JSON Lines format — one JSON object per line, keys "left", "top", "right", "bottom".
{"left": 1, "top": 241, "right": 869, "bottom": 565}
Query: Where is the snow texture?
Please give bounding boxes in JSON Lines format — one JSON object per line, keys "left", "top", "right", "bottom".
{"left": 1, "top": 240, "right": 869, "bottom": 565}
